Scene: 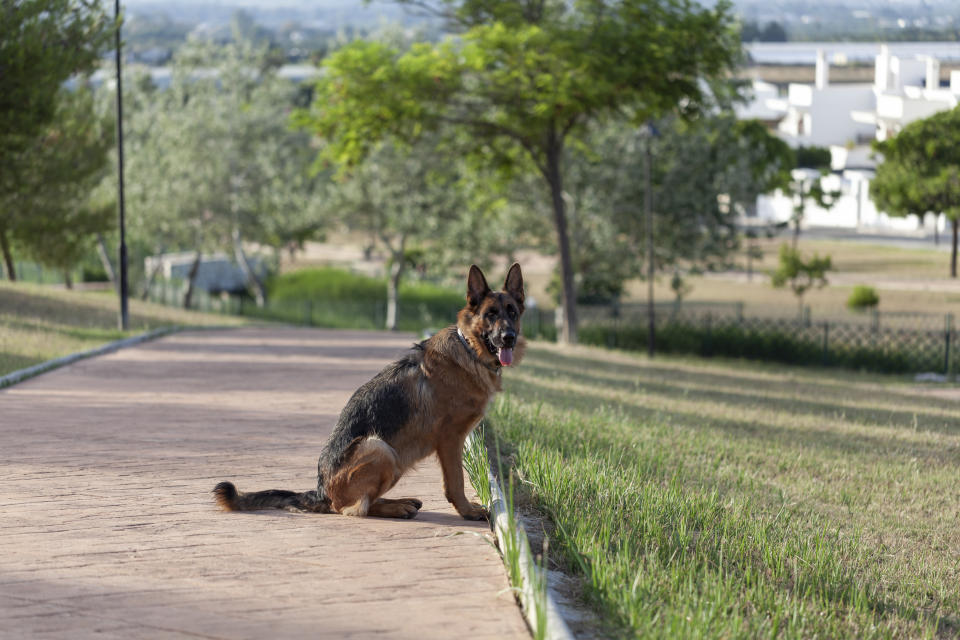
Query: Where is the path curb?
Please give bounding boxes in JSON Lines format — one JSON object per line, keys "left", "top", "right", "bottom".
{"left": 468, "top": 432, "right": 575, "bottom": 640}
{"left": 0, "top": 326, "right": 180, "bottom": 390}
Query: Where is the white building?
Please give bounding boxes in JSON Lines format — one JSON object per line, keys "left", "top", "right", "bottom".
{"left": 743, "top": 46, "right": 960, "bottom": 236}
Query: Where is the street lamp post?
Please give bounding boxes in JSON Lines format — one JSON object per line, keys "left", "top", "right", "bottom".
{"left": 114, "top": 0, "right": 129, "bottom": 330}
{"left": 644, "top": 122, "right": 656, "bottom": 358}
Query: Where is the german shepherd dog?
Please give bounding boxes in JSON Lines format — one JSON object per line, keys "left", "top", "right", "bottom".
{"left": 213, "top": 263, "right": 525, "bottom": 520}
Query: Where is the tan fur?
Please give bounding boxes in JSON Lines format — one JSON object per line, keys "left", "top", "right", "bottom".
{"left": 215, "top": 264, "right": 527, "bottom": 520}
{"left": 323, "top": 265, "right": 526, "bottom": 520}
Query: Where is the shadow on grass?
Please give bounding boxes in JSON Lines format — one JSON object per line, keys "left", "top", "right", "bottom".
{"left": 0, "top": 353, "right": 45, "bottom": 376}
{"left": 0, "top": 288, "right": 120, "bottom": 327}
{"left": 503, "top": 375, "right": 960, "bottom": 468}
{"left": 518, "top": 359, "right": 960, "bottom": 436}
{"left": 528, "top": 347, "right": 960, "bottom": 421}
{"left": 1, "top": 316, "right": 126, "bottom": 342}
{"left": 496, "top": 380, "right": 959, "bottom": 638}
{"left": 0, "top": 286, "right": 207, "bottom": 332}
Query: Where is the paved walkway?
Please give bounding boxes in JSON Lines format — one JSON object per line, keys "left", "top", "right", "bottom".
{"left": 0, "top": 328, "right": 529, "bottom": 639}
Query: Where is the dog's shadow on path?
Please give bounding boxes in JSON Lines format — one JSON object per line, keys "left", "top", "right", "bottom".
{"left": 218, "top": 506, "right": 491, "bottom": 530}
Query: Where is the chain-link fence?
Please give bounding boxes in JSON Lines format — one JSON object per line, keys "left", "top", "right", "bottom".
{"left": 578, "top": 303, "right": 956, "bottom": 375}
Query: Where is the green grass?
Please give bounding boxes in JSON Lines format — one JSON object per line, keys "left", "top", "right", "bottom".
{"left": 464, "top": 427, "right": 551, "bottom": 640}
{"left": 490, "top": 342, "right": 959, "bottom": 638}
{"left": 0, "top": 282, "right": 246, "bottom": 376}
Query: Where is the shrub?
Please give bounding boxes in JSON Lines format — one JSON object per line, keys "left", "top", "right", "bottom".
{"left": 81, "top": 265, "right": 109, "bottom": 282}
{"left": 847, "top": 285, "right": 879, "bottom": 311}
{"left": 261, "top": 267, "right": 464, "bottom": 331}
{"left": 268, "top": 267, "right": 386, "bottom": 303}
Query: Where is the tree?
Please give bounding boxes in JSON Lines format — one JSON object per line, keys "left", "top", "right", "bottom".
{"left": 553, "top": 113, "right": 788, "bottom": 303}
{"left": 0, "top": 0, "right": 111, "bottom": 155}
{"left": 740, "top": 20, "right": 787, "bottom": 42}
{"left": 789, "top": 146, "right": 840, "bottom": 247}
{"left": 0, "top": 0, "right": 113, "bottom": 280}
{"left": 771, "top": 244, "right": 832, "bottom": 316}
{"left": 123, "top": 38, "right": 327, "bottom": 306}
{"left": 2, "top": 86, "right": 116, "bottom": 285}
{"left": 871, "top": 107, "right": 960, "bottom": 277}
{"left": 295, "top": 0, "right": 741, "bottom": 343}
{"left": 327, "top": 137, "right": 465, "bottom": 330}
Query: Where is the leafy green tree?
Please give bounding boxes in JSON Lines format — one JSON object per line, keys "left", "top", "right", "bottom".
{"left": 327, "top": 138, "right": 465, "bottom": 330}
{"left": 771, "top": 243, "right": 832, "bottom": 316}
{"left": 555, "top": 113, "right": 785, "bottom": 303}
{"left": 0, "top": 0, "right": 113, "bottom": 280}
{"left": 871, "top": 107, "right": 960, "bottom": 277}
{"left": 123, "top": 38, "right": 327, "bottom": 306}
{"left": 0, "top": 86, "right": 115, "bottom": 284}
{"left": 296, "top": 0, "right": 741, "bottom": 343}
{"left": 0, "top": 0, "right": 111, "bottom": 156}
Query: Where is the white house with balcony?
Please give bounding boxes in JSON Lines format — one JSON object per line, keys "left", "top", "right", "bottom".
{"left": 743, "top": 45, "right": 960, "bottom": 236}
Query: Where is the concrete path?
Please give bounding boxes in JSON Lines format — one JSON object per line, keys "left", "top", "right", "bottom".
{"left": 0, "top": 328, "right": 529, "bottom": 639}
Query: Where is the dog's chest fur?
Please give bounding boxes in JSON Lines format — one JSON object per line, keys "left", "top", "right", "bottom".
{"left": 387, "top": 326, "right": 524, "bottom": 470}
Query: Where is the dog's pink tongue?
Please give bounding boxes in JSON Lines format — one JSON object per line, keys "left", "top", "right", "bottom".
{"left": 498, "top": 347, "right": 513, "bottom": 366}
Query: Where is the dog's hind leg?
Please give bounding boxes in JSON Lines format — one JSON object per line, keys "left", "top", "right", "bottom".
{"left": 325, "top": 437, "right": 420, "bottom": 519}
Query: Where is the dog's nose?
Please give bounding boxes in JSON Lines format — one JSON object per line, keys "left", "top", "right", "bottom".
{"left": 502, "top": 331, "right": 516, "bottom": 348}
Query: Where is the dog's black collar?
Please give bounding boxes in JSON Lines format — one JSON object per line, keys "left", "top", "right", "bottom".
{"left": 457, "top": 327, "right": 501, "bottom": 376}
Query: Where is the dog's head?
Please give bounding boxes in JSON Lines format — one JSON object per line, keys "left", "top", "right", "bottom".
{"left": 458, "top": 263, "right": 525, "bottom": 367}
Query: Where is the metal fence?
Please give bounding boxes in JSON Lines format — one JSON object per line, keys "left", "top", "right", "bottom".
{"left": 578, "top": 303, "right": 956, "bottom": 375}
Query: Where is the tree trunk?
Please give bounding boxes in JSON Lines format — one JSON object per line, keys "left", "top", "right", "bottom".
{"left": 64, "top": 270, "right": 73, "bottom": 290}
{"left": 951, "top": 216, "right": 958, "bottom": 279}
{"left": 232, "top": 226, "right": 265, "bottom": 308}
{"left": 140, "top": 255, "right": 163, "bottom": 301}
{"left": 183, "top": 250, "right": 202, "bottom": 309}
{"left": 0, "top": 228, "right": 16, "bottom": 281}
{"left": 385, "top": 237, "right": 406, "bottom": 331}
{"left": 545, "top": 142, "right": 577, "bottom": 344}
{"left": 96, "top": 233, "right": 116, "bottom": 284}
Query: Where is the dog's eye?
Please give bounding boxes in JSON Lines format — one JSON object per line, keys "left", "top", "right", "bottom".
{"left": 486, "top": 310, "right": 497, "bottom": 320}
{"left": 507, "top": 307, "right": 517, "bottom": 319}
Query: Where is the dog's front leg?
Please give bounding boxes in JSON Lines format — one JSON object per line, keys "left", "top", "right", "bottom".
{"left": 437, "top": 434, "right": 488, "bottom": 520}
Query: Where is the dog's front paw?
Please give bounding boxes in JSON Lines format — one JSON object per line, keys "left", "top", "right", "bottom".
{"left": 459, "top": 502, "right": 489, "bottom": 521}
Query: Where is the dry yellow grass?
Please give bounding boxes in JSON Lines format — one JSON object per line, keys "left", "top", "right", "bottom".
{"left": 0, "top": 282, "right": 246, "bottom": 376}
{"left": 626, "top": 238, "right": 959, "bottom": 320}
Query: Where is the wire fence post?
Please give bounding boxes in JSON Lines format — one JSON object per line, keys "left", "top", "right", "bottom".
{"left": 945, "top": 313, "right": 953, "bottom": 376}
{"left": 822, "top": 322, "right": 830, "bottom": 365}
{"left": 704, "top": 312, "right": 713, "bottom": 357}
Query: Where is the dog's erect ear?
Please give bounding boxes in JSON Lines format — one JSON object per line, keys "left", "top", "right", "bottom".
{"left": 466, "top": 265, "right": 491, "bottom": 308}
{"left": 503, "top": 263, "right": 524, "bottom": 310}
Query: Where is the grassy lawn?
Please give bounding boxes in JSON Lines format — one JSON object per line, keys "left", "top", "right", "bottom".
{"left": 0, "top": 282, "right": 246, "bottom": 377}
{"left": 491, "top": 342, "right": 959, "bottom": 638}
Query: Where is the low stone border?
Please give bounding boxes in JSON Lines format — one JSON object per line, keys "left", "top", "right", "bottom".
{"left": 0, "top": 326, "right": 180, "bottom": 390}
{"left": 466, "top": 431, "right": 574, "bottom": 640}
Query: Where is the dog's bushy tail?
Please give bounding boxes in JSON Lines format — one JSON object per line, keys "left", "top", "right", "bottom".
{"left": 213, "top": 481, "right": 331, "bottom": 513}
